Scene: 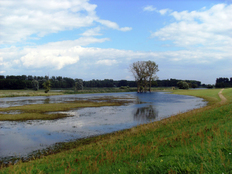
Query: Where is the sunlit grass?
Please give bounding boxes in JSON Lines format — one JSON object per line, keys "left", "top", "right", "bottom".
{"left": 172, "top": 88, "right": 222, "bottom": 105}
{"left": 1, "top": 88, "right": 232, "bottom": 173}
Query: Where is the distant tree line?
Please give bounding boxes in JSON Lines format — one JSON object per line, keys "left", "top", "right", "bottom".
{"left": 83, "top": 79, "right": 137, "bottom": 88}
{"left": 0, "top": 75, "right": 78, "bottom": 90}
{"left": 157, "top": 79, "right": 201, "bottom": 88}
{"left": 0, "top": 75, "right": 202, "bottom": 90}
{"left": 215, "top": 77, "right": 232, "bottom": 88}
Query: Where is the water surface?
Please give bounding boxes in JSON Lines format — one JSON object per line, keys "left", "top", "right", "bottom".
{"left": 0, "top": 92, "right": 206, "bottom": 160}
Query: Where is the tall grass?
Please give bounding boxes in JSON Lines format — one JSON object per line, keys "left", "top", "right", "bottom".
{"left": 1, "top": 88, "right": 232, "bottom": 173}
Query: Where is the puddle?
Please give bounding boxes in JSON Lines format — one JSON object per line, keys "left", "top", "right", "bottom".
{"left": 0, "top": 110, "right": 22, "bottom": 115}
{"left": 0, "top": 92, "right": 207, "bottom": 162}
{"left": 0, "top": 93, "right": 134, "bottom": 108}
{"left": 47, "top": 110, "right": 81, "bottom": 117}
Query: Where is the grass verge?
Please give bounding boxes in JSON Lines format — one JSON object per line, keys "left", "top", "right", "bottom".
{"left": 1, "top": 88, "right": 232, "bottom": 173}
{"left": 172, "top": 88, "right": 221, "bottom": 105}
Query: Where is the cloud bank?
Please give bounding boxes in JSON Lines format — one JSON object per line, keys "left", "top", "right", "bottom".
{"left": 151, "top": 4, "right": 232, "bottom": 50}
{"left": 0, "top": 0, "right": 131, "bottom": 45}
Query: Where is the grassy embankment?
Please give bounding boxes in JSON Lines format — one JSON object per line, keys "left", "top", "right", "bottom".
{"left": 1, "top": 88, "right": 232, "bottom": 173}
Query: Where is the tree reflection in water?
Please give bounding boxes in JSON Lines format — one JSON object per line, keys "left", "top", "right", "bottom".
{"left": 133, "top": 105, "right": 158, "bottom": 122}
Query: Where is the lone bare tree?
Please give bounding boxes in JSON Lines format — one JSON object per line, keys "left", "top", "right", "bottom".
{"left": 130, "top": 60, "right": 159, "bottom": 93}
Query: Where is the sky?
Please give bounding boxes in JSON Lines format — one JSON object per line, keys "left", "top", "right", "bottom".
{"left": 0, "top": 0, "right": 232, "bottom": 84}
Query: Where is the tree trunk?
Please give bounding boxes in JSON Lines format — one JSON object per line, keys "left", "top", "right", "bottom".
{"left": 137, "top": 81, "right": 140, "bottom": 93}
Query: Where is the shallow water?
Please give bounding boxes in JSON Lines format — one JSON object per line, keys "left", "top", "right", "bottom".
{"left": 0, "top": 92, "right": 206, "bottom": 160}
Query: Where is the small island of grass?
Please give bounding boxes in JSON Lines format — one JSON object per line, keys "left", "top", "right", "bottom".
{"left": 0, "top": 99, "right": 130, "bottom": 121}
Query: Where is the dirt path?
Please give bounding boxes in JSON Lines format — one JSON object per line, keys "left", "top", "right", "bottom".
{"left": 218, "top": 89, "right": 227, "bottom": 104}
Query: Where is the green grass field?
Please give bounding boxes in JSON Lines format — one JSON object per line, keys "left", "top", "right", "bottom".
{"left": 1, "top": 88, "right": 232, "bottom": 173}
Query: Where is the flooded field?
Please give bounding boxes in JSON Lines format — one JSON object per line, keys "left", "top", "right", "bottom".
{"left": 0, "top": 92, "right": 206, "bottom": 161}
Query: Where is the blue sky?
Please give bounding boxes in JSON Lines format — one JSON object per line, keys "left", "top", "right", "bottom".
{"left": 0, "top": 0, "right": 232, "bottom": 84}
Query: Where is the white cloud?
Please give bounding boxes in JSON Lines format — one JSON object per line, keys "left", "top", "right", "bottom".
{"left": 20, "top": 37, "right": 110, "bottom": 70}
{"left": 81, "top": 27, "right": 102, "bottom": 36}
{"left": 151, "top": 4, "right": 232, "bottom": 48}
{"left": 1, "top": 38, "right": 230, "bottom": 72}
{"left": 0, "top": 0, "right": 131, "bottom": 44}
{"left": 97, "top": 19, "right": 132, "bottom": 31}
{"left": 96, "top": 59, "right": 117, "bottom": 66}
{"left": 44, "top": 37, "right": 110, "bottom": 48}
{"left": 0, "top": 38, "right": 231, "bottom": 83}
{"left": 159, "top": 9, "right": 172, "bottom": 15}
{"left": 21, "top": 49, "right": 79, "bottom": 70}
{"left": 143, "top": 6, "right": 172, "bottom": 15}
{"left": 120, "top": 27, "right": 133, "bottom": 32}
{"left": 143, "top": 5, "right": 156, "bottom": 12}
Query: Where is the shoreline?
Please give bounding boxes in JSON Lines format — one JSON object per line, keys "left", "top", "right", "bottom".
{"left": 0, "top": 88, "right": 231, "bottom": 173}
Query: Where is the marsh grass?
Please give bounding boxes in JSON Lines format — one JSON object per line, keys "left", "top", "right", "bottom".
{"left": 1, "top": 88, "right": 232, "bottom": 173}
{"left": 64, "top": 87, "right": 174, "bottom": 94}
{"left": 0, "top": 100, "right": 128, "bottom": 121}
{"left": 0, "top": 87, "right": 172, "bottom": 97}
{"left": 64, "top": 87, "right": 137, "bottom": 94}
{"left": 0, "top": 90, "right": 63, "bottom": 98}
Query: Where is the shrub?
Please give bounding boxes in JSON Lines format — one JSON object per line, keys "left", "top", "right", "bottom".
{"left": 120, "top": 86, "right": 129, "bottom": 89}
{"left": 177, "top": 81, "right": 189, "bottom": 89}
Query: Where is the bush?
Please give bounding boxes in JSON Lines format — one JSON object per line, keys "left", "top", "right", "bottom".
{"left": 120, "top": 86, "right": 129, "bottom": 89}
{"left": 177, "top": 81, "right": 189, "bottom": 89}
{"left": 192, "top": 83, "right": 198, "bottom": 88}
{"left": 42, "top": 80, "right": 51, "bottom": 93}
{"left": 206, "top": 84, "right": 214, "bottom": 88}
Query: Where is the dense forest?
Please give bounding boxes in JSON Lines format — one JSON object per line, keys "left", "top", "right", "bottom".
{"left": 215, "top": 77, "right": 232, "bottom": 88}
{"left": 0, "top": 75, "right": 203, "bottom": 90}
